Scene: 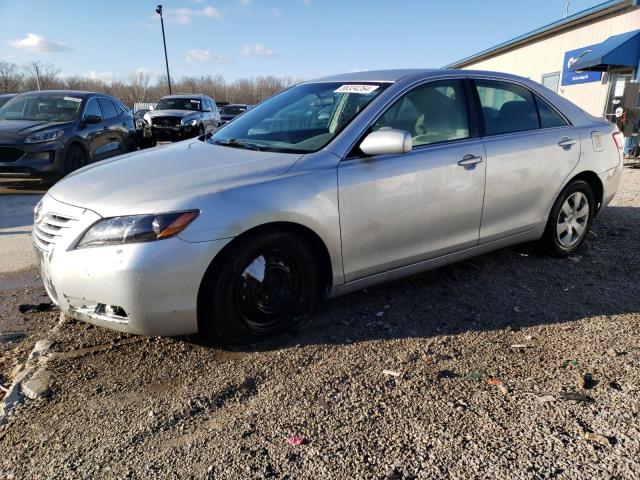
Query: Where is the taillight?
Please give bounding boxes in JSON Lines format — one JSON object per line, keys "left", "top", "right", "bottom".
{"left": 612, "top": 131, "right": 624, "bottom": 150}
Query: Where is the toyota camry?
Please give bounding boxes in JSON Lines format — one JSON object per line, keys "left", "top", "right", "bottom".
{"left": 33, "top": 69, "right": 623, "bottom": 344}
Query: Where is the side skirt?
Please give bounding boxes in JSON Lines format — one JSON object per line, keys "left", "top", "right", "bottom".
{"left": 327, "top": 225, "right": 545, "bottom": 299}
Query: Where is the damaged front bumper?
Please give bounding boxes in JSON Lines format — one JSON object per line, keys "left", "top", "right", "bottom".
{"left": 34, "top": 194, "right": 230, "bottom": 336}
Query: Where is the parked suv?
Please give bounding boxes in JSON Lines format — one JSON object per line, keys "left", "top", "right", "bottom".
{"left": 0, "top": 90, "right": 136, "bottom": 179}
{"left": 219, "top": 103, "right": 250, "bottom": 126}
{"left": 143, "top": 94, "right": 220, "bottom": 142}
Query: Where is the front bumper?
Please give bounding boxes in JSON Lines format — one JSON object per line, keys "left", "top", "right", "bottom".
{"left": 0, "top": 141, "right": 64, "bottom": 178}
{"left": 147, "top": 125, "right": 196, "bottom": 141}
{"left": 35, "top": 194, "right": 231, "bottom": 336}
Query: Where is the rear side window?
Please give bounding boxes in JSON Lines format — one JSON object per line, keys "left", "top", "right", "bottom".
{"left": 475, "top": 80, "right": 539, "bottom": 135}
{"left": 98, "top": 98, "right": 118, "bottom": 119}
{"left": 84, "top": 98, "right": 102, "bottom": 119}
{"left": 536, "top": 96, "right": 568, "bottom": 128}
{"left": 372, "top": 79, "right": 470, "bottom": 147}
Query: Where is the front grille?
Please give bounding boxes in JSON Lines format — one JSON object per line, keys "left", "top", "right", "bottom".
{"left": 0, "top": 146, "right": 25, "bottom": 163}
{"left": 152, "top": 116, "right": 181, "bottom": 127}
{"left": 33, "top": 213, "right": 77, "bottom": 252}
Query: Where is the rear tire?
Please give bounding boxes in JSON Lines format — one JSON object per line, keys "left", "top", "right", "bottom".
{"left": 541, "top": 180, "right": 595, "bottom": 257}
{"left": 199, "top": 231, "right": 318, "bottom": 345}
{"left": 63, "top": 144, "right": 87, "bottom": 176}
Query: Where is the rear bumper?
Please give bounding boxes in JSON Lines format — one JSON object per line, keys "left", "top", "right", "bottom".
{"left": 599, "top": 162, "right": 623, "bottom": 209}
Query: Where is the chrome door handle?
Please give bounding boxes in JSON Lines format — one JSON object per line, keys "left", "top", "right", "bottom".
{"left": 557, "top": 137, "right": 576, "bottom": 148}
{"left": 458, "top": 154, "right": 483, "bottom": 167}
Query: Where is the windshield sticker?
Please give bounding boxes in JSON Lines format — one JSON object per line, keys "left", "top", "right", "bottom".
{"left": 190, "top": 100, "right": 201, "bottom": 103}
{"left": 63, "top": 96, "right": 82, "bottom": 103}
{"left": 334, "top": 85, "right": 379, "bottom": 94}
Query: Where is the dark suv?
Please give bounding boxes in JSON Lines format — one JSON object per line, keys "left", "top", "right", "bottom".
{"left": 0, "top": 90, "right": 136, "bottom": 179}
{"left": 143, "top": 94, "right": 220, "bottom": 142}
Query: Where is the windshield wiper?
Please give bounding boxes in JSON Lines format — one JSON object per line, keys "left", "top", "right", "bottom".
{"left": 213, "top": 138, "right": 263, "bottom": 151}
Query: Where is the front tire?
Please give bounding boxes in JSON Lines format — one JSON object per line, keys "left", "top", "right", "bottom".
{"left": 542, "top": 180, "right": 595, "bottom": 256}
{"left": 63, "top": 144, "right": 88, "bottom": 176}
{"left": 199, "top": 231, "right": 318, "bottom": 345}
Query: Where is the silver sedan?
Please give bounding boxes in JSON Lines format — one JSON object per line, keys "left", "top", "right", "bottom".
{"left": 34, "top": 69, "right": 623, "bottom": 344}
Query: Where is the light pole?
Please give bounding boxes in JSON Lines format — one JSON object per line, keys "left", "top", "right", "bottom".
{"left": 155, "top": 4, "right": 172, "bottom": 94}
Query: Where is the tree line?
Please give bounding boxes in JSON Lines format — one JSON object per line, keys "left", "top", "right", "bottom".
{"left": 0, "top": 60, "right": 298, "bottom": 107}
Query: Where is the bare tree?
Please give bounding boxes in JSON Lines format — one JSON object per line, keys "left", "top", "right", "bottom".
{"left": 4, "top": 61, "right": 297, "bottom": 106}
{"left": 23, "top": 61, "right": 60, "bottom": 91}
{"left": 0, "top": 61, "right": 22, "bottom": 93}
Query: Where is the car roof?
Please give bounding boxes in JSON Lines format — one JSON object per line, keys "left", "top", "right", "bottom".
{"left": 307, "top": 68, "right": 547, "bottom": 85}
{"left": 17, "top": 90, "right": 97, "bottom": 98}
{"left": 161, "top": 94, "right": 207, "bottom": 99}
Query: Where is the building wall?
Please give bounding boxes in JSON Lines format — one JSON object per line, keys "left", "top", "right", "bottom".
{"left": 459, "top": 8, "right": 640, "bottom": 116}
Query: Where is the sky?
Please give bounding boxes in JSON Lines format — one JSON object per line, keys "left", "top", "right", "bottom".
{"left": 0, "top": 0, "right": 610, "bottom": 83}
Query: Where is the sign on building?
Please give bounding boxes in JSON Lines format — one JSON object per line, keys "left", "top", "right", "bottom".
{"left": 561, "top": 45, "right": 603, "bottom": 86}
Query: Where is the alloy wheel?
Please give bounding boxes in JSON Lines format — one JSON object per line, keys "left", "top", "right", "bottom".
{"left": 556, "top": 191, "right": 589, "bottom": 248}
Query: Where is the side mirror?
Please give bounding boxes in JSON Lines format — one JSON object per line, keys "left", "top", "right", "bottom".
{"left": 359, "top": 129, "right": 412, "bottom": 156}
{"left": 83, "top": 114, "right": 102, "bottom": 124}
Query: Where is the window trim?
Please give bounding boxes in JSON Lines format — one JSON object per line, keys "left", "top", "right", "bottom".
{"left": 82, "top": 97, "right": 103, "bottom": 121}
{"left": 469, "top": 77, "right": 572, "bottom": 139}
{"left": 346, "top": 77, "right": 479, "bottom": 159}
{"left": 97, "top": 96, "right": 119, "bottom": 120}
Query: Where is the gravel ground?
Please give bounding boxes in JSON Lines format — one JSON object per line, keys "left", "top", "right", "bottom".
{"left": 1, "top": 165, "right": 639, "bottom": 479}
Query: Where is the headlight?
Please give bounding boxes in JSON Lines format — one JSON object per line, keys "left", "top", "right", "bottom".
{"left": 25, "top": 129, "right": 63, "bottom": 144}
{"left": 182, "top": 119, "right": 197, "bottom": 126}
{"left": 76, "top": 211, "right": 199, "bottom": 249}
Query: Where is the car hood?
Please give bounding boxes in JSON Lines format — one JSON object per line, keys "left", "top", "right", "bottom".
{"left": 0, "top": 119, "right": 72, "bottom": 141}
{"left": 48, "top": 139, "right": 304, "bottom": 217}
{"left": 146, "top": 110, "right": 196, "bottom": 119}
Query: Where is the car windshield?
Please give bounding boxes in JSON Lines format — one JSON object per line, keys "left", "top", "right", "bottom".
{"left": 0, "top": 94, "right": 83, "bottom": 122}
{"left": 156, "top": 98, "right": 202, "bottom": 111}
{"left": 207, "top": 82, "right": 389, "bottom": 153}
{"left": 221, "top": 105, "right": 246, "bottom": 115}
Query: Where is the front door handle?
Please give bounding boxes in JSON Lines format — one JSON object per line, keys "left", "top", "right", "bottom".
{"left": 458, "top": 154, "right": 483, "bottom": 167}
{"left": 557, "top": 137, "right": 576, "bottom": 148}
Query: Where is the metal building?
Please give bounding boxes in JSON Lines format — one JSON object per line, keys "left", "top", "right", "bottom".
{"left": 447, "top": 0, "right": 640, "bottom": 154}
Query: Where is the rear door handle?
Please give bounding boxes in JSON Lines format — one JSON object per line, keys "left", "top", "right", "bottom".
{"left": 557, "top": 137, "right": 576, "bottom": 148}
{"left": 458, "top": 154, "right": 483, "bottom": 167}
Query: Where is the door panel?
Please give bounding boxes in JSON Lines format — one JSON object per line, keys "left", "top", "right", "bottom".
{"left": 480, "top": 128, "right": 580, "bottom": 243}
{"left": 338, "top": 139, "right": 486, "bottom": 282}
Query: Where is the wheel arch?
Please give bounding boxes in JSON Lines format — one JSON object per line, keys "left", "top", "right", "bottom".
{"left": 567, "top": 170, "right": 604, "bottom": 215}
{"left": 196, "top": 221, "right": 334, "bottom": 332}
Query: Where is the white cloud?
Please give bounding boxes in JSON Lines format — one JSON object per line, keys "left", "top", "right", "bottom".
{"left": 85, "top": 70, "right": 115, "bottom": 83}
{"left": 8, "top": 33, "right": 71, "bottom": 53}
{"left": 201, "top": 6, "right": 223, "bottom": 20}
{"left": 241, "top": 43, "right": 276, "bottom": 57}
{"left": 186, "top": 49, "right": 212, "bottom": 63}
{"left": 164, "top": 6, "right": 222, "bottom": 25}
{"left": 272, "top": 7, "right": 283, "bottom": 18}
{"left": 185, "top": 49, "right": 232, "bottom": 64}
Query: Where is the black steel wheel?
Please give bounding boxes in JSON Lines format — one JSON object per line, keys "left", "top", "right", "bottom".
{"left": 199, "top": 231, "right": 319, "bottom": 345}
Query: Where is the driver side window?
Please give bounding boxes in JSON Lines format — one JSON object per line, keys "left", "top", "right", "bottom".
{"left": 372, "top": 80, "right": 470, "bottom": 147}
{"left": 84, "top": 98, "right": 102, "bottom": 120}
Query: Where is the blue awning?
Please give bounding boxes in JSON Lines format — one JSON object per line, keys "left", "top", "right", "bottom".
{"left": 570, "top": 29, "right": 640, "bottom": 72}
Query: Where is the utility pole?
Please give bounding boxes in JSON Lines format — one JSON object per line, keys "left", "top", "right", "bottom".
{"left": 155, "top": 4, "right": 172, "bottom": 94}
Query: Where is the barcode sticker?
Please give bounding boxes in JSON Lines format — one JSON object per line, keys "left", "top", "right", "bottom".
{"left": 334, "top": 85, "right": 379, "bottom": 94}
